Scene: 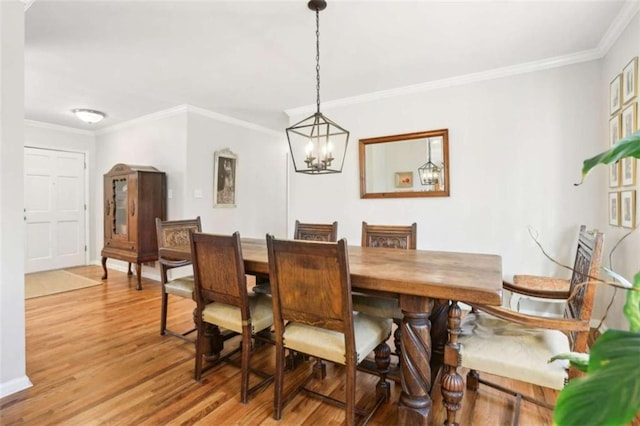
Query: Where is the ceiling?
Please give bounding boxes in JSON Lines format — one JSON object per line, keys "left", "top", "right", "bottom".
{"left": 24, "top": 0, "right": 633, "bottom": 132}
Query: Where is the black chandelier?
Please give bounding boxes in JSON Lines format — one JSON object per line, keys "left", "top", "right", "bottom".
{"left": 418, "top": 138, "right": 441, "bottom": 186}
{"left": 286, "top": 0, "right": 349, "bottom": 174}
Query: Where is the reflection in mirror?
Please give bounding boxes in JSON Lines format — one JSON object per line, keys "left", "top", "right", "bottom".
{"left": 359, "top": 129, "right": 449, "bottom": 198}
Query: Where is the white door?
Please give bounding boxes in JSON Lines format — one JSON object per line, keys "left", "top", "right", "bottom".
{"left": 24, "top": 147, "right": 87, "bottom": 273}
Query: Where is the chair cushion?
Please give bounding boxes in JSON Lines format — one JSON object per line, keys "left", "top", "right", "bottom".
{"left": 201, "top": 293, "right": 273, "bottom": 334}
{"left": 352, "top": 293, "right": 402, "bottom": 319}
{"left": 458, "top": 311, "right": 570, "bottom": 390}
{"left": 282, "top": 313, "right": 392, "bottom": 365}
{"left": 164, "top": 276, "right": 194, "bottom": 299}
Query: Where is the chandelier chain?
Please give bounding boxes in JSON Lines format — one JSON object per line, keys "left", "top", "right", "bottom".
{"left": 315, "top": 8, "right": 321, "bottom": 114}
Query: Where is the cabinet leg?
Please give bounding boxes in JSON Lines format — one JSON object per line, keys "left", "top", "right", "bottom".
{"left": 135, "top": 263, "right": 142, "bottom": 291}
{"left": 101, "top": 257, "right": 108, "bottom": 280}
{"left": 127, "top": 263, "right": 133, "bottom": 276}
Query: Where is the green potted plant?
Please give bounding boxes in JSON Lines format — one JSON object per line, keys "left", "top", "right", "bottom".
{"left": 551, "top": 130, "right": 640, "bottom": 425}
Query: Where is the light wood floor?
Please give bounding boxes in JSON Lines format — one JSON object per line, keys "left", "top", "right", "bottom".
{"left": 1, "top": 265, "right": 561, "bottom": 425}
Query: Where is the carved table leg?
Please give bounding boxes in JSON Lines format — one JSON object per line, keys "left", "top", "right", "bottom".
{"left": 429, "top": 299, "right": 450, "bottom": 386}
{"left": 135, "top": 263, "right": 142, "bottom": 290}
{"left": 441, "top": 301, "right": 463, "bottom": 426}
{"left": 398, "top": 295, "right": 434, "bottom": 426}
{"left": 101, "top": 257, "right": 108, "bottom": 279}
{"left": 374, "top": 342, "right": 391, "bottom": 402}
{"left": 203, "top": 322, "right": 224, "bottom": 359}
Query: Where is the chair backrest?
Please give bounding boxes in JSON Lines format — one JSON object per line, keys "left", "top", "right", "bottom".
{"left": 293, "top": 220, "right": 338, "bottom": 242}
{"left": 155, "top": 217, "right": 202, "bottom": 251}
{"left": 564, "top": 225, "right": 604, "bottom": 352}
{"left": 361, "top": 221, "right": 417, "bottom": 249}
{"left": 190, "top": 231, "right": 249, "bottom": 319}
{"left": 266, "top": 235, "right": 354, "bottom": 345}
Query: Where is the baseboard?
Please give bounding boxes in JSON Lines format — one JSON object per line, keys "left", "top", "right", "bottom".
{"left": 0, "top": 375, "right": 33, "bottom": 399}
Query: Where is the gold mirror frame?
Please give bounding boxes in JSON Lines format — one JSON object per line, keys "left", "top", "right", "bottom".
{"left": 359, "top": 129, "right": 450, "bottom": 199}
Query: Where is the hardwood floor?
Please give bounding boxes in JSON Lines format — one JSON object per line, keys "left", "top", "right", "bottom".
{"left": 1, "top": 265, "right": 561, "bottom": 425}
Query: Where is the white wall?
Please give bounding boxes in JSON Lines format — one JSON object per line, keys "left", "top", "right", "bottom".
{"left": 24, "top": 122, "right": 97, "bottom": 259}
{"left": 596, "top": 10, "right": 640, "bottom": 330}
{"left": 0, "top": 0, "right": 31, "bottom": 398}
{"left": 184, "top": 109, "right": 288, "bottom": 238}
{"left": 289, "top": 60, "right": 604, "bottom": 297}
{"left": 93, "top": 111, "right": 188, "bottom": 275}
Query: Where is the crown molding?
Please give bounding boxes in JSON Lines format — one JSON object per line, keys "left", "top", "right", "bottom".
{"left": 597, "top": 1, "right": 640, "bottom": 56}
{"left": 24, "top": 119, "right": 95, "bottom": 136}
{"left": 186, "top": 105, "right": 282, "bottom": 138}
{"left": 95, "top": 105, "right": 188, "bottom": 136}
{"left": 286, "top": 2, "right": 640, "bottom": 118}
{"left": 285, "top": 48, "right": 602, "bottom": 118}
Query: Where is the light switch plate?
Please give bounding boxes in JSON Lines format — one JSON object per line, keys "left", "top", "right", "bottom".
{"left": 194, "top": 189, "right": 203, "bottom": 199}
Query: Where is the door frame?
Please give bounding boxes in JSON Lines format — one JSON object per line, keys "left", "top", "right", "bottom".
{"left": 24, "top": 145, "right": 91, "bottom": 269}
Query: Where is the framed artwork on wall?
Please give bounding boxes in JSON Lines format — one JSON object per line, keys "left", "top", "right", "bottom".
{"left": 620, "top": 190, "right": 636, "bottom": 229}
{"left": 610, "top": 73, "right": 622, "bottom": 115}
{"left": 621, "top": 102, "right": 638, "bottom": 186}
{"left": 609, "top": 192, "right": 620, "bottom": 227}
{"left": 394, "top": 171, "right": 413, "bottom": 188}
{"left": 213, "top": 148, "right": 237, "bottom": 208}
{"left": 623, "top": 56, "right": 638, "bottom": 104}
{"left": 609, "top": 114, "right": 621, "bottom": 187}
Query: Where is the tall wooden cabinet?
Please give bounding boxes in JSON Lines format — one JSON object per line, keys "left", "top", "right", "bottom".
{"left": 101, "top": 164, "right": 166, "bottom": 290}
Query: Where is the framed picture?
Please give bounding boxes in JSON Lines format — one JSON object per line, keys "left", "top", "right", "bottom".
{"left": 609, "top": 192, "right": 620, "bottom": 226}
{"left": 213, "top": 148, "right": 237, "bottom": 207}
{"left": 622, "top": 56, "right": 638, "bottom": 104}
{"left": 620, "top": 190, "right": 636, "bottom": 229}
{"left": 394, "top": 171, "right": 413, "bottom": 188}
{"left": 621, "top": 102, "right": 638, "bottom": 186}
{"left": 609, "top": 114, "right": 621, "bottom": 187}
{"left": 610, "top": 73, "right": 622, "bottom": 115}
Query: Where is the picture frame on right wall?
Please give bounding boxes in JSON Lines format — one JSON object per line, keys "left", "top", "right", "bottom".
{"left": 620, "top": 190, "right": 636, "bottom": 229}
{"left": 610, "top": 73, "right": 622, "bottom": 115}
{"left": 621, "top": 102, "right": 638, "bottom": 186}
{"left": 622, "top": 56, "right": 638, "bottom": 104}
{"left": 609, "top": 192, "right": 620, "bottom": 227}
{"left": 609, "top": 114, "right": 621, "bottom": 187}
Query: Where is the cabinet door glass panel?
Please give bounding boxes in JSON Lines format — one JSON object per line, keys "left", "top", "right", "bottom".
{"left": 113, "top": 178, "right": 128, "bottom": 235}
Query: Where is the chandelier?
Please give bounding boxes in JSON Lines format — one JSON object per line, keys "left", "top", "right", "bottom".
{"left": 418, "top": 138, "right": 441, "bottom": 186}
{"left": 286, "top": 0, "right": 349, "bottom": 174}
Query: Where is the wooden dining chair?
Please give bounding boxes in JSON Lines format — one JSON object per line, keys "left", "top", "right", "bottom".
{"left": 190, "top": 231, "right": 274, "bottom": 403}
{"left": 266, "top": 235, "right": 392, "bottom": 426}
{"left": 155, "top": 217, "right": 201, "bottom": 340}
{"left": 293, "top": 220, "right": 338, "bottom": 242}
{"left": 441, "top": 225, "right": 604, "bottom": 425}
{"left": 352, "top": 222, "right": 417, "bottom": 362}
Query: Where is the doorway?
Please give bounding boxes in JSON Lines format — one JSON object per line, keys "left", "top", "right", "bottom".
{"left": 24, "top": 147, "right": 87, "bottom": 273}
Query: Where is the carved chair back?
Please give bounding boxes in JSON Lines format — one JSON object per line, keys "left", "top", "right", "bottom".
{"left": 190, "top": 232, "right": 249, "bottom": 319}
{"left": 293, "top": 220, "right": 338, "bottom": 242}
{"left": 565, "top": 225, "right": 604, "bottom": 352}
{"left": 361, "top": 221, "right": 417, "bottom": 249}
{"left": 155, "top": 217, "right": 202, "bottom": 277}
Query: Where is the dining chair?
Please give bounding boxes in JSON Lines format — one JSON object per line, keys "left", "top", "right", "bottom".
{"left": 266, "top": 234, "right": 392, "bottom": 426}
{"left": 155, "top": 216, "right": 201, "bottom": 340}
{"left": 190, "top": 231, "right": 274, "bottom": 403}
{"left": 352, "top": 222, "right": 417, "bottom": 363}
{"left": 441, "top": 225, "right": 604, "bottom": 425}
{"left": 293, "top": 219, "right": 338, "bottom": 242}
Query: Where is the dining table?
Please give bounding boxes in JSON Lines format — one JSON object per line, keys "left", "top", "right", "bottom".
{"left": 159, "top": 237, "right": 502, "bottom": 426}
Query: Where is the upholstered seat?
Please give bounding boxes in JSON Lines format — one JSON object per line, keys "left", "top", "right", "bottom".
{"left": 201, "top": 293, "right": 273, "bottom": 336}
{"left": 441, "top": 225, "right": 604, "bottom": 425}
{"left": 155, "top": 217, "right": 202, "bottom": 340}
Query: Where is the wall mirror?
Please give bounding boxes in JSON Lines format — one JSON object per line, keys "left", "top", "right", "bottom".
{"left": 359, "top": 129, "right": 450, "bottom": 198}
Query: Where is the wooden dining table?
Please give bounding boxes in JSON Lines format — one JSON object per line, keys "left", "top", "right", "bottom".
{"left": 160, "top": 237, "right": 502, "bottom": 426}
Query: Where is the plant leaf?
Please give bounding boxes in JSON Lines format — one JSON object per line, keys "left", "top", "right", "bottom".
{"left": 553, "top": 330, "right": 640, "bottom": 426}
{"left": 549, "top": 352, "right": 589, "bottom": 372}
{"left": 576, "top": 130, "right": 640, "bottom": 185}
{"left": 624, "top": 271, "right": 640, "bottom": 332}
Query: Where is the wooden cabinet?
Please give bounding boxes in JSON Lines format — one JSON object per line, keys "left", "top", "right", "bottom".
{"left": 101, "top": 163, "right": 166, "bottom": 290}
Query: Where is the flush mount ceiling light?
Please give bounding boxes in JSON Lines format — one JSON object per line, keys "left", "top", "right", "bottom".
{"left": 285, "top": 0, "right": 349, "bottom": 174}
{"left": 72, "top": 108, "right": 106, "bottom": 124}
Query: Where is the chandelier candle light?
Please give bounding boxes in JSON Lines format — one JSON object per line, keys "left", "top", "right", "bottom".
{"left": 286, "top": 0, "right": 349, "bottom": 174}
{"left": 418, "top": 138, "right": 441, "bottom": 187}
